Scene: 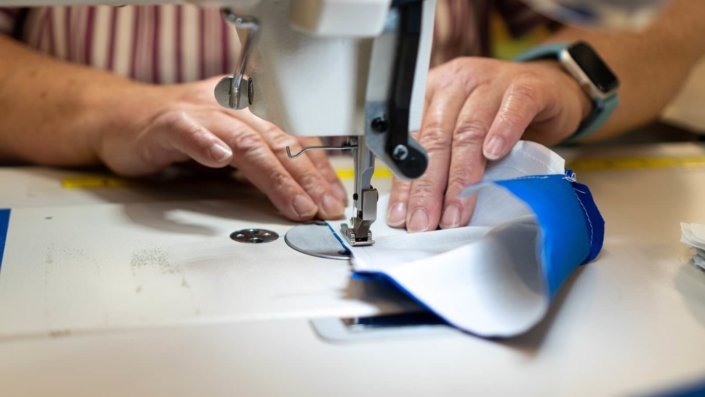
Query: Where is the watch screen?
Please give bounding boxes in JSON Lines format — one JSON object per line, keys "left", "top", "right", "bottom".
{"left": 568, "top": 42, "right": 619, "bottom": 93}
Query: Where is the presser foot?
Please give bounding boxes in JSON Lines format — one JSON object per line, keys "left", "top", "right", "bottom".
{"left": 340, "top": 223, "right": 375, "bottom": 247}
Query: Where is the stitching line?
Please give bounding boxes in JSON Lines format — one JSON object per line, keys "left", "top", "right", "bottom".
{"left": 511, "top": 175, "right": 549, "bottom": 181}
{"left": 573, "top": 190, "right": 594, "bottom": 246}
{"left": 520, "top": 149, "right": 563, "bottom": 174}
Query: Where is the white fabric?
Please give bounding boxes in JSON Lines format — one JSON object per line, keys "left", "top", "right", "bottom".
{"left": 681, "top": 222, "right": 705, "bottom": 270}
{"left": 333, "top": 141, "right": 568, "bottom": 337}
{"left": 468, "top": 141, "right": 564, "bottom": 226}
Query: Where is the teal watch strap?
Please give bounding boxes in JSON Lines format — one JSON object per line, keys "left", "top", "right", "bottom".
{"left": 513, "top": 43, "right": 619, "bottom": 144}
{"left": 513, "top": 42, "right": 569, "bottom": 63}
{"left": 567, "top": 94, "right": 619, "bottom": 144}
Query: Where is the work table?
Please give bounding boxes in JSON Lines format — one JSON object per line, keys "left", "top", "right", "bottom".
{"left": 0, "top": 142, "right": 704, "bottom": 397}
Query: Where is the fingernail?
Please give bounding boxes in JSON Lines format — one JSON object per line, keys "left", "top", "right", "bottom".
{"left": 209, "top": 143, "right": 232, "bottom": 162}
{"left": 321, "top": 193, "right": 345, "bottom": 217}
{"left": 293, "top": 194, "right": 317, "bottom": 218}
{"left": 440, "top": 205, "right": 460, "bottom": 229}
{"left": 484, "top": 136, "right": 504, "bottom": 160}
{"left": 386, "top": 202, "right": 407, "bottom": 227}
{"left": 332, "top": 182, "right": 348, "bottom": 204}
{"left": 407, "top": 209, "right": 429, "bottom": 233}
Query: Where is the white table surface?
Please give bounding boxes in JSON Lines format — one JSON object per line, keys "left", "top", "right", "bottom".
{"left": 1, "top": 143, "right": 705, "bottom": 397}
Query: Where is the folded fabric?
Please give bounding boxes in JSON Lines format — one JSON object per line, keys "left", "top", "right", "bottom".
{"left": 330, "top": 141, "right": 605, "bottom": 338}
{"left": 680, "top": 223, "right": 705, "bottom": 271}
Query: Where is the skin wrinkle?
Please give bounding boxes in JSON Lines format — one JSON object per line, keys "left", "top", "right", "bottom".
{"left": 0, "top": 30, "right": 347, "bottom": 222}
{"left": 2, "top": 1, "right": 705, "bottom": 226}
{"left": 389, "top": 55, "right": 597, "bottom": 230}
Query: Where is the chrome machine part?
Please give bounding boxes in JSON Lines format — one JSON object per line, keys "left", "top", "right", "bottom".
{"left": 283, "top": 135, "right": 377, "bottom": 247}
{"left": 268, "top": 0, "right": 433, "bottom": 249}
{"left": 340, "top": 136, "right": 378, "bottom": 247}
{"left": 337, "top": 0, "right": 432, "bottom": 247}
{"left": 284, "top": 222, "right": 351, "bottom": 260}
{"left": 214, "top": 10, "right": 260, "bottom": 110}
{"left": 363, "top": 3, "right": 429, "bottom": 182}
{"left": 285, "top": 143, "right": 358, "bottom": 159}
{"left": 230, "top": 228, "right": 279, "bottom": 244}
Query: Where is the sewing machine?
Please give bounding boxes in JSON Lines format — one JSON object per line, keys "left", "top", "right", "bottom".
{"left": 209, "top": 0, "right": 436, "bottom": 248}
{"left": 5, "top": 0, "right": 666, "bottom": 252}
{"left": 1, "top": 0, "right": 668, "bottom": 251}
{"left": 1, "top": 1, "right": 702, "bottom": 396}
{"left": 207, "top": 0, "right": 669, "bottom": 249}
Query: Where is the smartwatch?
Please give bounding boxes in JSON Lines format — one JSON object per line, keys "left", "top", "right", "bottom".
{"left": 514, "top": 41, "right": 620, "bottom": 144}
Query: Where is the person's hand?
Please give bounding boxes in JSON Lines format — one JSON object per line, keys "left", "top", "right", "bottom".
{"left": 93, "top": 77, "right": 348, "bottom": 221}
{"left": 387, "top": 57, "right": 593, "bottom": 232}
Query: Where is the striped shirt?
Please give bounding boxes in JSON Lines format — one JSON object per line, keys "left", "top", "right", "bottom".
{"left": 0, "top": 1, "right": 548, "bottom": 84}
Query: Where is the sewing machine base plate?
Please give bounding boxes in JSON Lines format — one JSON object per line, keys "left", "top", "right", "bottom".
{"left": 284, "top": 222, "right": 351, "bottom": 260}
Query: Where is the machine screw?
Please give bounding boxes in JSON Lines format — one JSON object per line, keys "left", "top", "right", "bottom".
{"left": 392, "top": 144, "right": 409, "bottom": 161}
{"left": 371, "top": 117, "right": 389, "bottom": 133}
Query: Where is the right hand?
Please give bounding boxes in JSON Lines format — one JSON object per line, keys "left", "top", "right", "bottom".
{"left": 93, "top": 77, "right": 348, "bottom": 221}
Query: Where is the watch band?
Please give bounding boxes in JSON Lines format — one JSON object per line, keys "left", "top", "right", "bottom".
{"left": 513, "top": 42, "right": 619, "bottom": 144}
{"left": 513, "top": 42, "right": 568, "bottom": 63}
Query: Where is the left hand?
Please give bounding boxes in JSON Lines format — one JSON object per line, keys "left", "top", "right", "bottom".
{"left": 387, "top": 57, "right": 592, "bottom": 232}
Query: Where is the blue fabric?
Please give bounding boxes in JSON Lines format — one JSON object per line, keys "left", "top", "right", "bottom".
{"left": 325, "top": 222, "right": 352, "bottom": 256}
{"left": 495, "top": 175, "right": 593, "bottom": 297}
{"left": 649, "top": 379, "right": 705, "bottom": 397}
{"left": 571, "top": 181, "right": 605, "bottom": 262}
{"left": 336, "top": 172, "right": 605, "bottom": 336}
{"left": 0, "top": 209, "right": 10, "bottom": 272}
{"left": 565, "top": 168, "right": 605, "bottom": 262}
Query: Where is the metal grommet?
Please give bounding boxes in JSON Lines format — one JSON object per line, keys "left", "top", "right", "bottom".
{"left": 230, "top": 228, "right": 279, "bottom": 244}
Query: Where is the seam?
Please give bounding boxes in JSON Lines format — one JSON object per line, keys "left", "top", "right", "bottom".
{"left": 573, "top": 191, "right": 594, "bottom": 246}
{"left": 519, "top": 150, "right": 561, "bottom": 173}
{"left": 490, "top": 164, "right": 537, "bottom": 177}
{"left": 511, "top": 175, "right": 549, "bottom": 181}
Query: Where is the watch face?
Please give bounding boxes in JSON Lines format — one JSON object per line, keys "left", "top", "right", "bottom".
{"left": 567, "top": 41, "right": 619, "bottom": 94}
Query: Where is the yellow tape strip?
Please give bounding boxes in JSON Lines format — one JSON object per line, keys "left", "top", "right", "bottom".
{"left": 62, "top": 176, "right": 132, "bottom": 189}
{"left": 335, "top": 168, "right": 394, "bottom": 180}
{"left": 334, "top": 156, "right": 705, "bottom": 179}
{"left": 62, "top": 155, "right": 705, "bottom": 188}
{"left": 566, "top": 156, "right": 705, "bottom": 172}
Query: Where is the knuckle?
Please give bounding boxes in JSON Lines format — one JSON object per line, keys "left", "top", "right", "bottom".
{"left": 499, "top": 110, "right": 524, "bottom": 131}
{"left": 453, "top": 120, "right": 488, "bottom": 147}
{"left": 228, "top": 125, "right": 265, "bottom": 153}
{"left": 444, "top": 58, "right": 465, "bottom": 76}
{"left": 179, "top": 124, "right": 209, "bottom": 146}
{"left": 298, "top": 171, "right": 323, "bottom": 191}
{"left": 153, "top": 109, "right": 211, "bottom": 148}
{"left": 410, "top": 180, "right": 436, "bottom": 205}
{"left": 268, "top": 131, "right": 299, "bottom": 153}
{"left": 446, "top": 175, "right": 471, "bottom": 195}
{"left": 391, "top": 179, "right": 412, "bottom": 197}
{"left": 151, "top": 109, "right": 190, "bottom": 133}
{"left": 431, "top": 58, "right": 468, "bottom": 89}
{"left": 420, "top": 124, "right": 450, "bottom": 153}
{"left": 270, "top": 170, "right": 293, "bottom": 190}
{"left": 509, "top": 82, "right": 541, "bottom": 105}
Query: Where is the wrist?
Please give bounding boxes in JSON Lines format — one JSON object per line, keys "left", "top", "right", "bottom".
{"left": 530, "top": 59, "right": 594, "bottom": 122}
{"left": 83, "top": 79, "right": 166, "bottom": 163}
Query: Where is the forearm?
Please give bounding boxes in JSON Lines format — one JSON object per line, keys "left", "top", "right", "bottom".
{"left": 0, "top": 35, "right": 160, "bottom": 165}
{"left": 544, "top": 0, "right": 705, "bottom": 141}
